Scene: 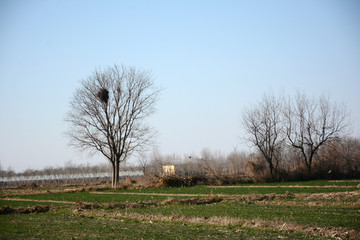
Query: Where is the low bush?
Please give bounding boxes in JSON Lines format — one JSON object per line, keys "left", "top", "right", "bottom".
{"left": 158, "top": 176, "right": 188, "bottom": 187}
{"left": 157, "top": 175, "right": 253, "bottom": 187}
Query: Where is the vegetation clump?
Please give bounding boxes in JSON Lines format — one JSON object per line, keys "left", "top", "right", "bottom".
{"left": 0, "top": 205, "right": 51, "bottom": 214}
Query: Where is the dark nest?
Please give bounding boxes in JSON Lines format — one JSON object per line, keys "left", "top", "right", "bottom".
{"left": 97, "top": 88, "right": 109, "bottom": 104}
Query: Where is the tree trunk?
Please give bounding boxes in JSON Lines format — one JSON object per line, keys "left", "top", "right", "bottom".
{"left": 269, "top": 163, "right": 273, "bottom": 175}
{"left": 269, "top": 161, "right": 274, "bottom": 180}
{"left": 111, "top": 162, "right": 116, "bottom": 187}
{"left": 307, "top": 156, "right": 313, "bottom": 178}
{"left": 114, "top": 160, "right": 120, "bottom": 186}
{"left": 266, "top": 157, "right": 274, "bottom": 178}
{"left": 307, "top": 163, "right": 312, "bottom": 178}
{"left": 142, "top": 165, "right": 146, "bottom": 175}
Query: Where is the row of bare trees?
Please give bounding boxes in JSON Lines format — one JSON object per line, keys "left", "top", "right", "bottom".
{"left": 242, "top": 92, "right": 352, "bottom": 179}
{"left": 140, "top": 148, "right": 250, "bottom": 178}
{"left": 139, "top": 134, "right": 359, "bottom": 182}
{"left": 0, "top": 162, "right": 112, "bottom": 179}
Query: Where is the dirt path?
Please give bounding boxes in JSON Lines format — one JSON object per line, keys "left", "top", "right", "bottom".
{"left": 210, "top": 185, "right": 358, "bottom": 188}
{"left": 90, "top": 191, "right": 226, "bottom": 197}
{"left": 90, "top": 189, "right": 360, "bottom": 199}
{"left": 3, "top": 197, "right": 77, "bottom": 205}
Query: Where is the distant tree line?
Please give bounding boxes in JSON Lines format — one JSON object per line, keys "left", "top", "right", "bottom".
{"left": 0, "top": 162, "right": 109, "bottom": 179}
{"left": 0, "top": 161, "right": 146, "bottom": 187}
{"left": 139, "top": 135, "right": 359, "bottom": 183}
{"left": 138, "top": 91, "right": 359, "bottom": 183}
{"left": 1, "top": 136, "right": 359, "bottom": 185}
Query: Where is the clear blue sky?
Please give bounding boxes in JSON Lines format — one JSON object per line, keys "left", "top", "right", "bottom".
{"left": 1, "top": 0, "right": 359, "bottom": 171}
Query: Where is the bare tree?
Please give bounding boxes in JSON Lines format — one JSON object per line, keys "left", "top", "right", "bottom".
{"left": 284, "top": 92, "right": 350, "bottom": 176}
{"left": 146, "top": 147, "right": 164, "bottom": 175}
{"left": 315, "top": 137, "right": 360, "bottom": 178}
{"left": 336, "top": 137, "right": 360, "bottom": 177}
{"left": 66, "top": 65, "right": 161, "bottom": 186}
{"left": 137, "top": 151, "right": 148, "bottom": 175}
{"left": 242, "top": 93, "right": 284, "bottom": 176}
{"left": 197, "top": 149, "right": 226, "bottom": 178}
{"left": 226, "top": 151, "right": 247, "bottom": 176}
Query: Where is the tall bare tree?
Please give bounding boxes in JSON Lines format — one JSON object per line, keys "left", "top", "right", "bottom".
{"left": 66, "top": 65, "right": 161, "bottom": 186}
{"left": 226, "top": 151, "right": 247, "bottom": 176}
{"left": 284, "top": 92, "right": 350, "bottom": 176}
{"left": 242, "top": 93, "right": 284, "bottom": 176}
{"left": 197, "top": 149, "right": 226, "bottom": 179}
{"left": 137, "top": 151, "right": 149, "bottom": 175}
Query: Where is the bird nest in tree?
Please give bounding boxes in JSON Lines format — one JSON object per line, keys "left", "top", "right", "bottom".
{"left": 97, "top": 88, "right": 109, "bottom": 104}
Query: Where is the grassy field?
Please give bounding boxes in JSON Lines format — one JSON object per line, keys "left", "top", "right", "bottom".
{"left": 0, "top": 179, "right": 359, "bottom": 239}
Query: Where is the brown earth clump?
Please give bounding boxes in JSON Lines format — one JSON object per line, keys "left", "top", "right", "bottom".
{"left": 0, "top": 205, "right": 51, "bottom": 215}
{"left": 75, "top": 201, "right": 101, "bottom": 210}
{"left": 298, "top": 190, "right": 360, "bottom": 200}
{"left": 73, "top": 197, "right": 225, "bottom": 212}
{"left": 161, "top": 197, "right": 223, "bottom": 205}
{"left": 0, "top": 206, "right": 15, "bottom": 214}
